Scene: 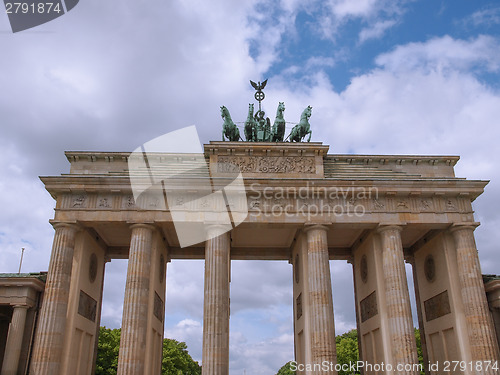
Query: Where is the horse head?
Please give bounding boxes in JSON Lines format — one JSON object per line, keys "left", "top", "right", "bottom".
{"left": 301, "top": 105, "right": 312, "bottom": 120}
{"left": 248, "top": 103, "right": 254, "bottom": 116}
{"left": 221, "top": 105, "right": 232, "bottom": 121}
{"left": 277, "top": 102, "right": 285, "bottom": 115}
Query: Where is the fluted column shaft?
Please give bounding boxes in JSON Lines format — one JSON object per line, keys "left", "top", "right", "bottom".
{"left": 305, "top": 225, "right": 337, "bottom": 373}
{"left": 30, "top": 223, "right": 78, "bottom": 375}
{"left": 451, "top": 225, "right": 500, "bottom": 369}
{"left": 1, "top": 305, "right": 29, "bottom": 375}
{"left": 202, "top": 227, "right": 230, "bottom": 375}
{"left": 378, "top": 225, "right": 418, "bottom": 374}
{"left": 117, "top": 224, "right": 154, "bottom": 375}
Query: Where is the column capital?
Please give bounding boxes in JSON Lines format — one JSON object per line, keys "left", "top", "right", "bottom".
{"left": 303, "top": 223, "right": 329, "bottom": 233}
{"left": 205, "top": 224, "right": 230, "bottom": 238}
{"left": 449, "top": 222, "right": 480, "bottom": 234}
{"left": 129, "top": 223, "right": 156, "bottom": 231}
{"left": 50, "top": 221, "right": 81, "bottom": 232}
{"left": 377, "top": 224, "right": 404, "bottom": 234}
{"left": 12, "top": 304, "right": 30, "bottom": 310}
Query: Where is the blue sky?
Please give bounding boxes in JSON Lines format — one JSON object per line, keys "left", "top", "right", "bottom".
{"left": 1, "top": 0, "right": 500, "bottom": 373}
{"left": 262, "top": 0, "right": 500, "bottom": 91}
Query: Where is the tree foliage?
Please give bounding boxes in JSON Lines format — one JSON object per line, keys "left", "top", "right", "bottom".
{"left": 336, "top": 329, "right": 360, "bottom": 375}
{"left": 414, "top": 328, "right": 425, "bottom": 375}
{"left": 95, "top": 327, "right": 201, "bottom": 375}
{"left": 162, "top": 338, "right": 201, "bottom": 375}
{"left": 277, "top": 328, "right": 424, "bottom": 375}
{"left": 276, "top": 361, "right": 296, "bottom": 375}
{"left": 95, "top": 327, "right": 121, "bottom": 375}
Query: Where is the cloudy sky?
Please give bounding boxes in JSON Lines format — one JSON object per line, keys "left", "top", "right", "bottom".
{"left": 1, "top": 0, "right": 500, "bottom": 373}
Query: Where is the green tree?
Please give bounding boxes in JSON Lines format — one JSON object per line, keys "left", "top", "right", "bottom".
{"left": 336, "top": 329, "right": 360, "bottom": 375}
{"left": 414, "top": 328, "right": 425, "bottom": 375}
{"left": 95, "top": 327, "right": 201, "bottom": 375}
{"left": 162, "top": 338, "right": 202, "bottom": 375}
{"left": 95, "top": 326, "right": 121, "bottom": 375}
{"left": 276, "top": 361, "right": 296, "bottom": 375}
{"left": 277, "top": 328, "right": 424, "bottom": 375}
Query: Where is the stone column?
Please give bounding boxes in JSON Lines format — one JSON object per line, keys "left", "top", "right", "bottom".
{"left": 450, "top": 224, "right": 500, "bottom": 368}
{"left": 408, "top": 256, "right": 430, "bottom": 375}
{"left": 30, "top": 222, "right": 79, "bottom": 375}
{"left": 1, "top": 305, "right": 29, "bottom": 375}
{"left": 377, "top": 225, "right": 418, "bottom": 374}
{"left": 305, "top": 224, "right": 337, "bottom": 372}
{"left": 349, "top": 258, "right": 364, "bottom": 375}
{"left": 202, "top": 227, "right": 230, "bottom": 375}
{"left": 117, "top": 224, "right": 155, "bottom": 375}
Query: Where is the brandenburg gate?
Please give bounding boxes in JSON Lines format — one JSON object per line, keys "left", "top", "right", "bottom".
{"left": 24, "top": 134, "right": 500, "bottom": 374}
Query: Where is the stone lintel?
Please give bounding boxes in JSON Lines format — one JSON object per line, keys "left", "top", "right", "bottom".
{"left": 61, "top": 149, "right": 463, "bottom": 180}
{"left": 0, "top": 277, "right": 45, "bottom": 308}
{"left": 0, "top": 276, "right": 46, "bottom": 292}
{"left": 63, "top": 150, "right": 457, "bottom": 164}
{"left": 40, "top": 174, "right": 488, "bottom": 195}
{"left": 204, "top": 141, "right": 330, "bottom": 156}
{"left": 328, "top": 154, "right": 460, "bottom": 166}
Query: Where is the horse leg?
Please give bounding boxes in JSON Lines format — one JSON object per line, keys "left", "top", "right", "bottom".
{"left": 222, "top": 129, "right": 225, "bottom": 141}
{"left": 307, "top": 130, "right": 312, "bottom": 142}
{"left": 279, "top": 124, "right": 285, "bottom": 142}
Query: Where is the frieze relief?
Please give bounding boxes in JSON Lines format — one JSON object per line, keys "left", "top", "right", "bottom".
{"left": 121, "top": 195, "right": 136, "bottom": 209}
{"left": 372, "top": 198, "right": 386, "bottom": 211}
{"left": 217, "top": 156, "right": 316, "bottom": 174}
{"left": 396, "top": 199, "right": 410, "bottom": 211}
{"left": 59, "top": 192, "right": 472, "bottom": 215}
{"left": 97, "top": 195, "right": 113, "bottom": 209}
{"left": 71, "top": 194, "right": 88, "bottom": 208}
{"left": 419, "top": 198, "right": 433, "bottom": 211}
{"left": 445, "top": 198, "right": 457, "bottom": 211}
{"left": 245, "top": 195, "right": 469, "bottom": 215}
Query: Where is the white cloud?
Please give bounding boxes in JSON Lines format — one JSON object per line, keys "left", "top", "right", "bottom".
{"left": 0, "top": 145, "right": 54, "bottom": 274}
{"left": 229, "top": 331, "right": 294, "bottom": 374}
{"left": 329, "top": 0, "right": 380, "bottom": 18}
{"left": 375, "top": 35, "right": 500, "bottom": 74}
{"left": 318, "top": 0, "right": 411, "bottom": 41}
{"left": 166, "top": 261, "right": 204, "bottom": 318}
{"left": 164, "top": 318, "right": 203, "bottom": 363}
{"left": 359, "top": 19, "right": 397, "bottom": 43}
{"left": 464, "top": 6, "right": 500, "bottom": 28}
{"left": 305, "top": 56, "right": 337, "bottom": 69}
